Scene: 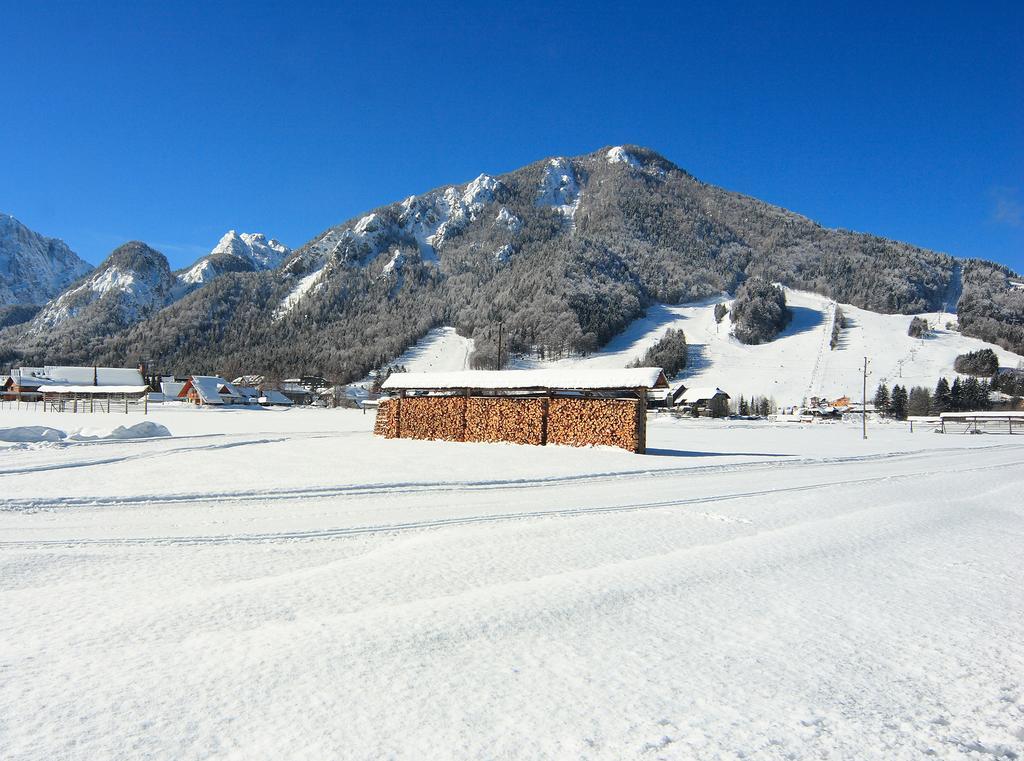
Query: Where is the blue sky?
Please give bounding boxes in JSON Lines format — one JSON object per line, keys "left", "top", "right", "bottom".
{"left": 2, "top": 1, "right": 1021, "bottom": 272}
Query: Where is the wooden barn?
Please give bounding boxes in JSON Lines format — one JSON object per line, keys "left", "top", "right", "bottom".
{"left": 6, "top": 366, "right": 149, "bottom": 410}
{"left": 376, "top": 368, "right": 668, "bottom": 453}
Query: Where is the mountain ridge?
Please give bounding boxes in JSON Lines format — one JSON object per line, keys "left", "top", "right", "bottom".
{"left": 0, "top": 212, "right": 93, "bottom": 307}
{"left": 3, "top": 145, "right": 1021, "bottom": 377}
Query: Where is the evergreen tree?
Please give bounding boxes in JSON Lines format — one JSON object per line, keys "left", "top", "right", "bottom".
{"left": 889, "top": 384, "right": 908, "bottom": 420}
{"left": 932, "top": 377, "right": 951, "bottom": 413}
{"left": 979, "top": 379, "right": 992, "bottom": 410}
{"left": 873, "top": 383, "right": 890, "bottom": 415}
{"left": 949, "top": 377, "right": 963, "bottom": 411}
{"left": 907, "top": 386, "right": 931, "bottom": 417}
{"left": 962, "top": 376, "right": 980, "bottom": 411}
{"left": 739, "top": 396, "right": 750, "bottom": 415}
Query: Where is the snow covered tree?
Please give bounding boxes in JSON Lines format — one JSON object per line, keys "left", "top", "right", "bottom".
{"left": 873, "top": 383, "right": 890, "bottom": 415}
{"left": 932, "top": 377, "right": 951, "bottom": 413}
{"left": 629, "top": 328, "right": 687, "bottom": 378}
{"left": 739, "top": 396, "right": 750, "bottom": 415}
{"left": 953, "top": 348, "right": 999, "bottom": 376}
{"left": 889, "top": 384, "right": 908, "bottom": 420}
{"left": 730, "top": 278, "right": 789, "bottom": 344}
{"left": 907, "top": 386, "right": 931, "bottom": 417}
{"left": 949, "top": 377, "right": 964, "bottom": 411}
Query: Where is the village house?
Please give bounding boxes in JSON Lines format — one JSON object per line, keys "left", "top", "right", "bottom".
{"left": 2, "top": 367, "right": 46, "bottom": 401}
{"left": 258, "top": 389, "right": 294, "bottom": 406}
{"left": 178, "top": 376, "right": 244, "bottom": 406}
{"left": 676, "top": 387, "right": 731, "bottom": 416}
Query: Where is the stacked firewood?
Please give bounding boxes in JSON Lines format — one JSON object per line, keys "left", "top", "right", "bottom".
{"left": 547, "top": 398, "right": 642, "bottom": 452}
{"left": 465, "top": 397, "right": 547, "bottom": 445}
{"left": 374, "top": 395, "right": 646, "bottom": 453}
{"left": 373, "top": 399, "right": 399, "bottom": 438}
{"left": 398, "top": 396, "right": 468, "bottom": 441}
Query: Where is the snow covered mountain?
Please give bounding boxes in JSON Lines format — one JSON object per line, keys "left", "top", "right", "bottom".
{"left": 8, "top": 231, "right": 289, "bottom": 357}
{"left": 0, "top": 213, "right": 92, "bottom": 307}
{"left": 3, "top": 145, "right": 1022, "bottom": 379}
{"left": 26, "top": 241, "right": 178, "bottom": 338}
{"left": 178, "top": 231, "right": 289, "bottom": 290}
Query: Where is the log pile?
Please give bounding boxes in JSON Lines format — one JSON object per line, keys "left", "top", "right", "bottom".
{"left": 373, "top": 398, "right": 399, "bottom": 438}
{"left": 397, "top": 396, "right": 467, "bottom": 441}
{"left": 465, "top": 397, "right": 547, "bottom": 445}
{"left": 374, "top": 395, "right": 646, "bottom": 452}
{"left": 547, "top": 398, "right": 642, "bottom": 452}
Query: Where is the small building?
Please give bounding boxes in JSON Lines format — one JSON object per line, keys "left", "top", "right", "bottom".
{"left": 258, "top": 390, "right": 294, "bottom": 406}
{"left": 280, "top": 376, "right": 333, "bottom": 405}
{"left": 9, "top": 366, "right": 149, "bottom": 408}
{"left": 234, "top": 386, "right": 261, "bottom": 404}
{"left": 232, "top": 374, "right": 265, "bottom": 388}
{"left": 377, "top": 368, "right": 668, "bottom": 453}
{"left": 2, "top": 367, "right": 47, "bottom": 401}
{"left": 677, "top": 387, "right": 731, "bottom": 416}
{"left": 160, "top": 378, "right": 187, "bottom": 399}
{"left": 179, "top": 376, "right": 244, "bottom": 406}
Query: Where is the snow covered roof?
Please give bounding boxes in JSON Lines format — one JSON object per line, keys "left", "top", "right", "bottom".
{"left": 9, "top": 367, "right": 46, "bottom": 386}
{"left": 43, "top": 366, "right": 145, "bottom": 387}
{"left": 259, "top": 390, "right": 293, "bottom": 405}
{"left": 381, "top": 368, "right": 668, "bottom": 391}
{"left": 36, "top": 384, "right": 149, "bottom": 395}
{"left": 940, "top": 411, "right": 1024, "bottom": 419}
{"left": 184, "top": 376, "right": 243, "bottom": 404}
{"left": 11, "top": 366, "right": 144, "bottom": 389}
{"left": 678, "top": 387, "right": 729, "bottom": 403}
{"left": 235, "top": 386, "right": 260, "bottom": 399}
{"left": 160, "top": 380, "right": 186, "bottom": 398}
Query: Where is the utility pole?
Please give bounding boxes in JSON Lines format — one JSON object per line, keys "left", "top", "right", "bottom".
{"left": 496, "top": 321, "right": 503, "bottom": 371}
{"left": 862, "top": 356, "right": 869, "bottom": 440}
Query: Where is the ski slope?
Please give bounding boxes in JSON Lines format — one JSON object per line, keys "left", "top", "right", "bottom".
{"left": 1, "top": 406, "right": 1022, "bottom": 760}
{"left": 389, "top": 326, "right": 475, "bottom": 372}
{"left": 505, "top": 290, "right": 1024, "bottom": 406}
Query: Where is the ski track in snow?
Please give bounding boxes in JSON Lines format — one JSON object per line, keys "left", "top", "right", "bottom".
{"left": 1, "top": 406, "right": 1023, "bottom": 760}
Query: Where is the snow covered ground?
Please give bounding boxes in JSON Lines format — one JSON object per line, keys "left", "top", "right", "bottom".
{"left": 506, "top": 289, "right": 1024, "bottom": 406}
{"left": 2, "top": 405, "right": 1023, "bottom": 759}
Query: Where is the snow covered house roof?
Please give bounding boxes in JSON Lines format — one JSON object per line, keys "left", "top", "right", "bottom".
{"left": 36, "top": 384, "right": 149, "bottom": 395}
{"left": 160, "top": 380, "right": 186, "bottom": 398}
{"left": 259, "top": 390, "right": 293, "bottom": 406}
{"left": 235, "top": 386, "right": 260, "bottom": 399}
{"left": 232, "top": 375, "right": 265, "bottom": 387}
{"left": 43, "top": 366, "right": 145, "bottom": 387}
{"left": 8, "top": 367, "right": 47, "bottom": 387}
{"left": 678, "top": 387, "right": 730, "bottom": 404}
{"left": 181, "top": 376, "right": 243, "bottom": 404}
{"left": 10, "top": 366, "right": 145, "bottom": 391}
{"left": 381, "top": 368, "right": 669, "bottom": 391}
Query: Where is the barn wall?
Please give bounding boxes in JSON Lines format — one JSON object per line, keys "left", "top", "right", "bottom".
{"left": 375, "top": 395, "right": 645, "bottom": 453}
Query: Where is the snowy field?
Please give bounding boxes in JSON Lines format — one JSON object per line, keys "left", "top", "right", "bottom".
{"left": 2, "top": 404, "right": 1023, "bottom": 760}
